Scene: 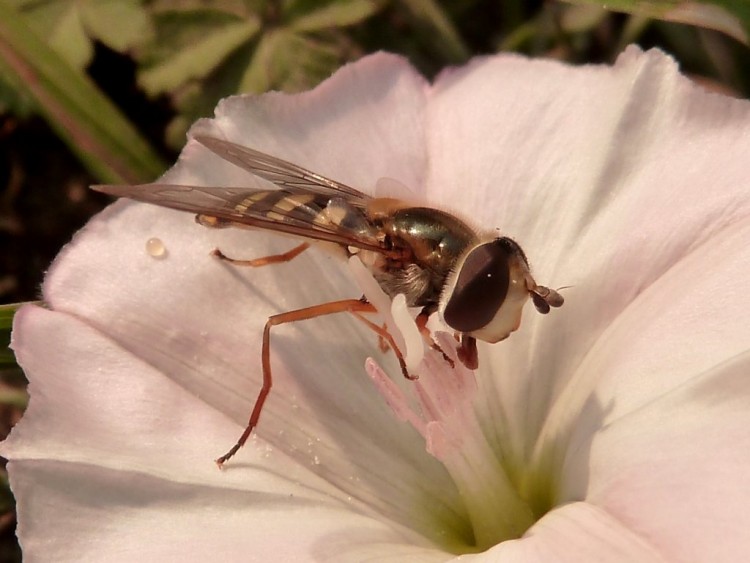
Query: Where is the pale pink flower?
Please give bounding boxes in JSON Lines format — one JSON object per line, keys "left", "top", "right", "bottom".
{"left": 4, "top": 47, "right": 750, "bottom": 561}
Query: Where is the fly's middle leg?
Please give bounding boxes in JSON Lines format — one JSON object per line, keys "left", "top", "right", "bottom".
{"left": 215, "top": 297, "right": 411, "bottom": 468}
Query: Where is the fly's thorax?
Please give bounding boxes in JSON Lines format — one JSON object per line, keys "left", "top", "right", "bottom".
{"left": 365, "top": 204, "right": 479, "bottom": 307}
{"left": 381, "top": 206, "right": 478, "bottom": 272}
{"left": 440, "top": 237, "right": 533, "bottom": 344}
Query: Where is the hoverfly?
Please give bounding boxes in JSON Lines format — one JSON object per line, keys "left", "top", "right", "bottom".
{"left": 93, "top": 135, "right": 563, "bottom": 466}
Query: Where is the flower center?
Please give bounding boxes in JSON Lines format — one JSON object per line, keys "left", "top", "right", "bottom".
{"left": 350, "top": 258, "right": 543, "bottom": 551}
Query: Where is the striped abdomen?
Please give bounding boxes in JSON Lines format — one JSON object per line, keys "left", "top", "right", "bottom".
{"left": 196, "top": 189, "right": 377, "bottom": 241}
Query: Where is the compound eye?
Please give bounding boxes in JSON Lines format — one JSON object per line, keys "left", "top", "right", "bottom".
{"left": 443, "top": 240, "right": 511, "bottom": 333}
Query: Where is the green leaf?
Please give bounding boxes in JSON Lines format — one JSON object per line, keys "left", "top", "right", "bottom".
{"left": 80, "top": 0, "right": 154, "bottom": 53}
{"left": 137, "top": 2, "right": 363, "bottom": 148}
{"left": 238, "top": 29, "right": 341, "bottom": 93}
{"left": 7, "top": 0, "right": 153, "bottom": 68}
{"left": 559, "top": 4, "right": 608, "bottom": 34}
{"left": 0, "top": 62, "right": 35, "bottom": 115}
{"left": 395, "top": 0, "right": 469, "bottom": 62}
{"left": 163, "top": 40, "right": 255, "bottom": 148}
{"left": 49, "top": 2, "right": 92, "bottom": 68}
{"left": 139, "top": 10, "right": 259, "bottom": 96}
{"left": 8, "top": 0, "right": 92, "bottom": 68}
{"left": 563, "top": 1, "right": 749, "bottom": 45}
{"left": 288, "top": 0, "right": 382, "bottom": 32}
{"left": 0, "top": 2, "right": 167, "bottom": 183}
{"left": 0, "top": 303, "right": 30, "bottom": 409}
{"left": 238, "top": 29, "right": 283, "bottom": 93}
{"left": 0, "top": 302, "right": 29, "bottom": 368}
{"left": 0, "top": 303, "right": 20, "bottom": 332}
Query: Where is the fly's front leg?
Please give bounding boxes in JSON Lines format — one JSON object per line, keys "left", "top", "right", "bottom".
{"left": 212, "top": 242, "right": 310, "bottom": 267}
{"left": 215, "top": 298, "right": 411, "bottom": 468}
{"left": 457, "top": 335, "right": 478, "bottom": 370}
{"left": 415, "top": 307, "right": 455, "bottom": 368}
{"left": 370, "top": 321, "right": 411, "bottom": 374}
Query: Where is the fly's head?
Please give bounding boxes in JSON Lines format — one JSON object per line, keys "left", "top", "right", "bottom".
{"left": 440, "top": 237, "right": 564, "bottom": 344}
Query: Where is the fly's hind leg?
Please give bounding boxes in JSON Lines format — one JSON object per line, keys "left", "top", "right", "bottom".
{"left": 212, "top": 242, "right": 310, "bottom": 267}
{"left": 215, "top": 298, "right": 411, "bottom": 468}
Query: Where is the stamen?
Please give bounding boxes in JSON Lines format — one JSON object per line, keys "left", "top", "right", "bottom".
{"left": 368, "top": 297, "right": 533, "bottom": 547}
{"left": 365, "top": 359, "right": 425, "bottom": 434}
{"left": 349, "top": 257, "right": 535, "bottom": 547}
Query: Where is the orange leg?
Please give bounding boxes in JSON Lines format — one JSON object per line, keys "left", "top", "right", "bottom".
{"left": 215, "top": 298, "right": 411, "bottom": 467}
{"left": 350, "top": 312, "right": 414, "bottom": 381}
{"left": 415, "top": 310, "right": 455, "bottom": 368}
{"left": 212, "top": 242, "right": 310, "bottom": 267}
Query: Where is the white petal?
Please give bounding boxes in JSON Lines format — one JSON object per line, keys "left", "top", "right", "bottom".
{"left": 3, "top": 306, "right": 451, "bottom": 562}
{"left": 164, "top": 53, "right": 430, "bottom": 197}
{"left": 25, "top": 54, "right": 474, "bottom": 546}
{"left": 547, "top": 224, "right": 750, "bottom": 560}
{"left": 3, "top": 306, "right": 339, "bottom": 496}
{"left": 9, "top": 460, "right": 448, "bottom": 563}
{"left": 12, "top": 48, "right": 750, "bottom": 560}
{"left": 583, "top": 353, "right": 750, "bottom": 561}
{"left": 559, "top": 219, "right": 750, "bottom": 432}
{"left": 425, "top": 47, "right": 750, "bottom": 464}
{"left": 466, "top": 502, "right": 666, "bottom": 562}
{"left": 38, "top": 199, "right": 465, "bottom": 542}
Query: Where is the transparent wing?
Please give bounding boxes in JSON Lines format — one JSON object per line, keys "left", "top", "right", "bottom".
{"left": 194, "top": 136, "right": 369, "bottom": 203}
{"left": 92, "top": 183, "right": 388, "bottom": 254}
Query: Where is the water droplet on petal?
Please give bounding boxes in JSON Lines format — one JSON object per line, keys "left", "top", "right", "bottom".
{"left": 146, "top": 237, "right": 167, "bottom": 258}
